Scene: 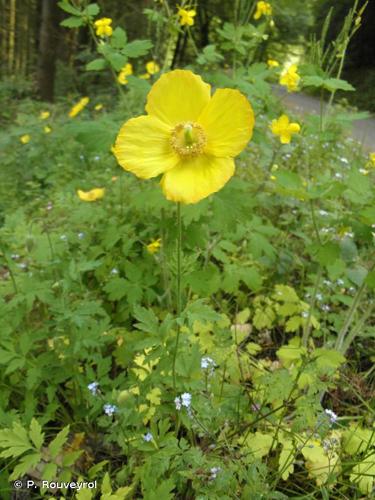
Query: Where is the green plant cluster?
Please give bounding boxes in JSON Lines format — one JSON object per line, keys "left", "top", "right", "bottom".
{"left": 0, "top": 1, "right": 374, "bottom": 499}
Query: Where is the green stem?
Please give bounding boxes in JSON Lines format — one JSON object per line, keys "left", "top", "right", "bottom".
{"left": 172, "top": 202, "right": 182, "bottom": 391}
{"left": 335, "top": 279, "right": 368, "bottom": 351}
{"left": 341, "top": 303, "right": 374, "bottom": 354}
{"left": 302, "top": 267, "right": 322, "bottom": 347}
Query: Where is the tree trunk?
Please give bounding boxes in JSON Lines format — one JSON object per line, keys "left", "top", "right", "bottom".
{"left": 37, "top": 0, "right": 58, "bottom": 101}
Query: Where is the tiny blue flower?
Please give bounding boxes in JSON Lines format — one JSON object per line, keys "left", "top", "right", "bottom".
{"left": 103, "top": 403, "right": 117, "bottom": 416}
{"left": 143, "top": 432, "right": 153, "bottom": 442}
{"left": 87, "top": 382, "right": 99, "bottom": 395}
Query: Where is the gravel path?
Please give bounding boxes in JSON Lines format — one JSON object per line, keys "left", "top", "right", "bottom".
{"left": 274, "top": 86, "right": 375, "bottom": 151}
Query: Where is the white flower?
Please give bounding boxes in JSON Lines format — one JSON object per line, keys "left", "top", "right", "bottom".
{"left": 301, "top": 311, "right": 309, "bottom": 318}
{"left": 201, "top": 357, "right": 216, "bottom": 373}
{"left": 336, "top": 279, "right": 344, "bottom": 286}
{"left": 103, "top": 403, "right": 117, "bottom": 416}
{"left": 321, "top": 304, "right": 330, "bottom": 312}
{"left": 319, "top": 210, "right": 329, "bottom": 216}
{"left": 316, "top": 293, "right": 323, "bottom": 301}
{"left": 334, "top": 172, "right": 343, "bottom": 179}
{"left": 210, "top": 467, "right": 221, "bottom": 480}
{"left": 181, "top": 392, "right": 192, "bottom": 408}
{"left": 143, "top": 432, "right": 153, "bottom": 442}
{"left": 87, "top": 382, "right": 99, "bottom": 395}
{"left": 324, "top": 408, "right": 338, "bottom": 424}
{"left": 11, "top": 254, "right": 20, "bottom": 260}
{"left": 78, "top": 232, "right": 85, "bottom": 239}
{"left": 110, "top": 268, "right": 119, "bottom": 275}
{"left": 94, "top": 155, "right": 101, "bottom": 161}
{"left": 175, "top": 393, "right": 192, "bottom": 411}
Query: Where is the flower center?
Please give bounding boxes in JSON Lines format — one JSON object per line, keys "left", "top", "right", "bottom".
{"left": 170, "top": 122, "right": 206, "bottom": 157}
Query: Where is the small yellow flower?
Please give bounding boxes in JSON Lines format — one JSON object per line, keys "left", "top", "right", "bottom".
{"left": 117, "top": 63, "right": 133, "bottom": 85}
{"left": 267, "top": 59, "right": 279, "bottom": 68}
{"left": 254, "top": 1, "right": 272, "bottom": 20}
{"left": 139, "top": 73, "right": 151, "bottom": 80}
{"left": 114, "top": 70, "right": 254, "bottom": 204}
{"left": 369, "top": 152, "right": 375, "bottom": 167}
{"left": 94, "top": 17, "right": 113, "bottom": 37}
{"left": 40, "top": 111, "right": 50, "bottom": 120}
{"left": 146, "top": 61, "right": 160, "bottom": 75}
{"left": 280, "top": 64, "right": 300, "bottom": 92}
{"left": 69, "top": 97, "right": 89, "bottom": 118}
{"left": 44, "top": 126, "right": 52, "bottom": 134}
{"left": 20, "top": 134, "right": 31, "bottom": 144}
{"left": 146, "top": 238, "right": 162, "bottom": 254}
{"left": 270, "top": 114, "right": 300, "bottom": 144}
{"left": 178, "top": 8, "right": 196, "bottom": 26}
{"left": 77, "top": 188, "right": 105, "bottom": 201}
{"left": 270, "top": 175, "right": 276, "bottom": 181}
{"left": 94, "top": 103, "right": 103, "bottom": 111}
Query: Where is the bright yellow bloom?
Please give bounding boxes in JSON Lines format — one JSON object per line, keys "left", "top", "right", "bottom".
{"left": 44, "top": 126, "right": 52, "bottom": 134}
{"left": 270, "top": 114, "right": 300, "bottom": 144}
{"left": 279, "top": 64, "right": 300, "bottom": 92}
{"left": 254, "top": 1, "right": 272, "bottom": 20}
{"left": 68, "top": 97, "right": 90, "bottom": 118}
{"left": 178, "top": 8, "right": 196, "bottom": 26}
{"left": 40, "top": 111, "right": 50, "bottom": 120}
{"left": 77, "top": 188, "right": 105, "bottom": 201}
{"left": 267, "top": 59, "right": 279, "bottom": 68}
{"left": 114, "top": 70, "right": 254, "bottom": 204}
{"left": 94, "top": 103, "right": 103, "bottom": 111}
{"left": 146, "top": 238, "right": 162, "bottom": 254}
{"left": 20, "top": 134, "right": 31, "bottom": 144}
{"left": 94, "top": 18, "right": 113, "bottom": 37}
{"left": 146, "top": 61, "right": 160, "bottom": 75}
{"left": 369, "top": 152, "right": 375, "bottom": 167}
{"left": 117, "top": 63, "right": 133, "bottom": 85}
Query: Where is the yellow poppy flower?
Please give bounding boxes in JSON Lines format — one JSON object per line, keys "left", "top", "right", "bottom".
{"left": 146, "top": 61, "right": 160, "bottom": 75}
{"left": 20, "top": 134, "right": 31, "bottom": 144}
{"left": 44, "top": 126, "right": 52, "bottom": 134}
{"left": 146, "top": 238, "right": 162, "bottom": 254}
{"left": 94, "top": 18, "right": 113, "bottom": 37}
{"left": 40, "top": 111, "right": 50, "bottom": 120}
{"left": 267, "top": 59, "right": 279, "bottom": 68}
{"left": 254, "top": 1, "right": 272, "bottom": 20}
{"left": 279, "top": 64, "right": 300, "bottom": 92}
{"left": 270, "top": 114, "right": 300, "bottom": 144}
{"left": 69, "top": 97, "right": 90, "bottom": 118}
{"left": 178, "top": 8, "right": 196, "bottom": 26}
{"left": 77, "top": 188, "right": 105, "bottom": 201}
{"left": 114, "top": 70, "right": 254, "bottom": 204}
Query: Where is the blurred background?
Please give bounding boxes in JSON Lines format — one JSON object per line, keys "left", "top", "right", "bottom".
{"left": 0, "top": 0, "right": 374, "bottom": 110}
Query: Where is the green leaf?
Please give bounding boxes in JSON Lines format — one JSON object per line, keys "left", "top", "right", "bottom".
{"left": 111, "top": 27, "right": 127, "bottom": 49}
{"left": 43, "top": 462, "right": 58, "bottom": 481}
{"left": 48, "top": 426, "right": 70, "bottom": 459}
{"left": 316, "top": 242, "right": 340, "bottom": 266}
{"left": 349, "top": 453, "right": 375, "bottom": 494}
{"left": 313, "top": 348, "right": 346, "bottom": 369}
{"left": 303, "top": 75, "right": 325, "bottom": 88}
{"left": 324, "top": 78, "right": 355, "bottom": 92}
{"left": 60, "top": 16, "right": 84, "bottom": 28}
{"left": 107, "top": 52, "right": 128, "bottom": 71}
{"left": 86, "top": 58, "right": 108, "bottom": 71}
{"left": 0, "top": 422, "right": 32, "bottom": 458}
{"left": 123, "top": 39, "right": 153, "bottom": 58}
{"left": 58, "top": 1, "right": 82, "bottom": 16}
{"left": 104, "top": 278, "right": 129, "bottom": 301}
{"left": 29, "top": 419, "right": 44, "bottom": 451}
{"left": 85, "top": 3, "right": 100, "bottom": 17}
{"left": 10, "top": 452, "right": 41, "bottom": 481}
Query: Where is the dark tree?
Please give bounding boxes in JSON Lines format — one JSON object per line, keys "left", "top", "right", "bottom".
{"left": 37, "top": 0, "right": 59, "bottom": 101}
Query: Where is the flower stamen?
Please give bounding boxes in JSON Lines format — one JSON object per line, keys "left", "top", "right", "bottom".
{"left": 170, "top": 122, "right": 206, "bottom": 157}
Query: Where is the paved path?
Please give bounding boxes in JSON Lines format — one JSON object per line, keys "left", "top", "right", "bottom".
{"left": 274, "top": 86, "right": 375, "bottom": 151}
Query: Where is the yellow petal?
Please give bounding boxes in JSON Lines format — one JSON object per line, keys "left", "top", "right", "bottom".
{"left": 146, "top": 70, "right": 211, "bottom": 126}
{"left": 280, "top": 133, "right": 291, "bottom": 144}
{"left": 160, "top": 155, "right": 235, "bottom": 204}
{"left": 289, "top": 122, "right": 300, "bottom": 133}
{"left": 198, "top": 89, "right": 254, "bottom": 157}
{"left": 114, "top": 115, "right": 179, "bottom": 179}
